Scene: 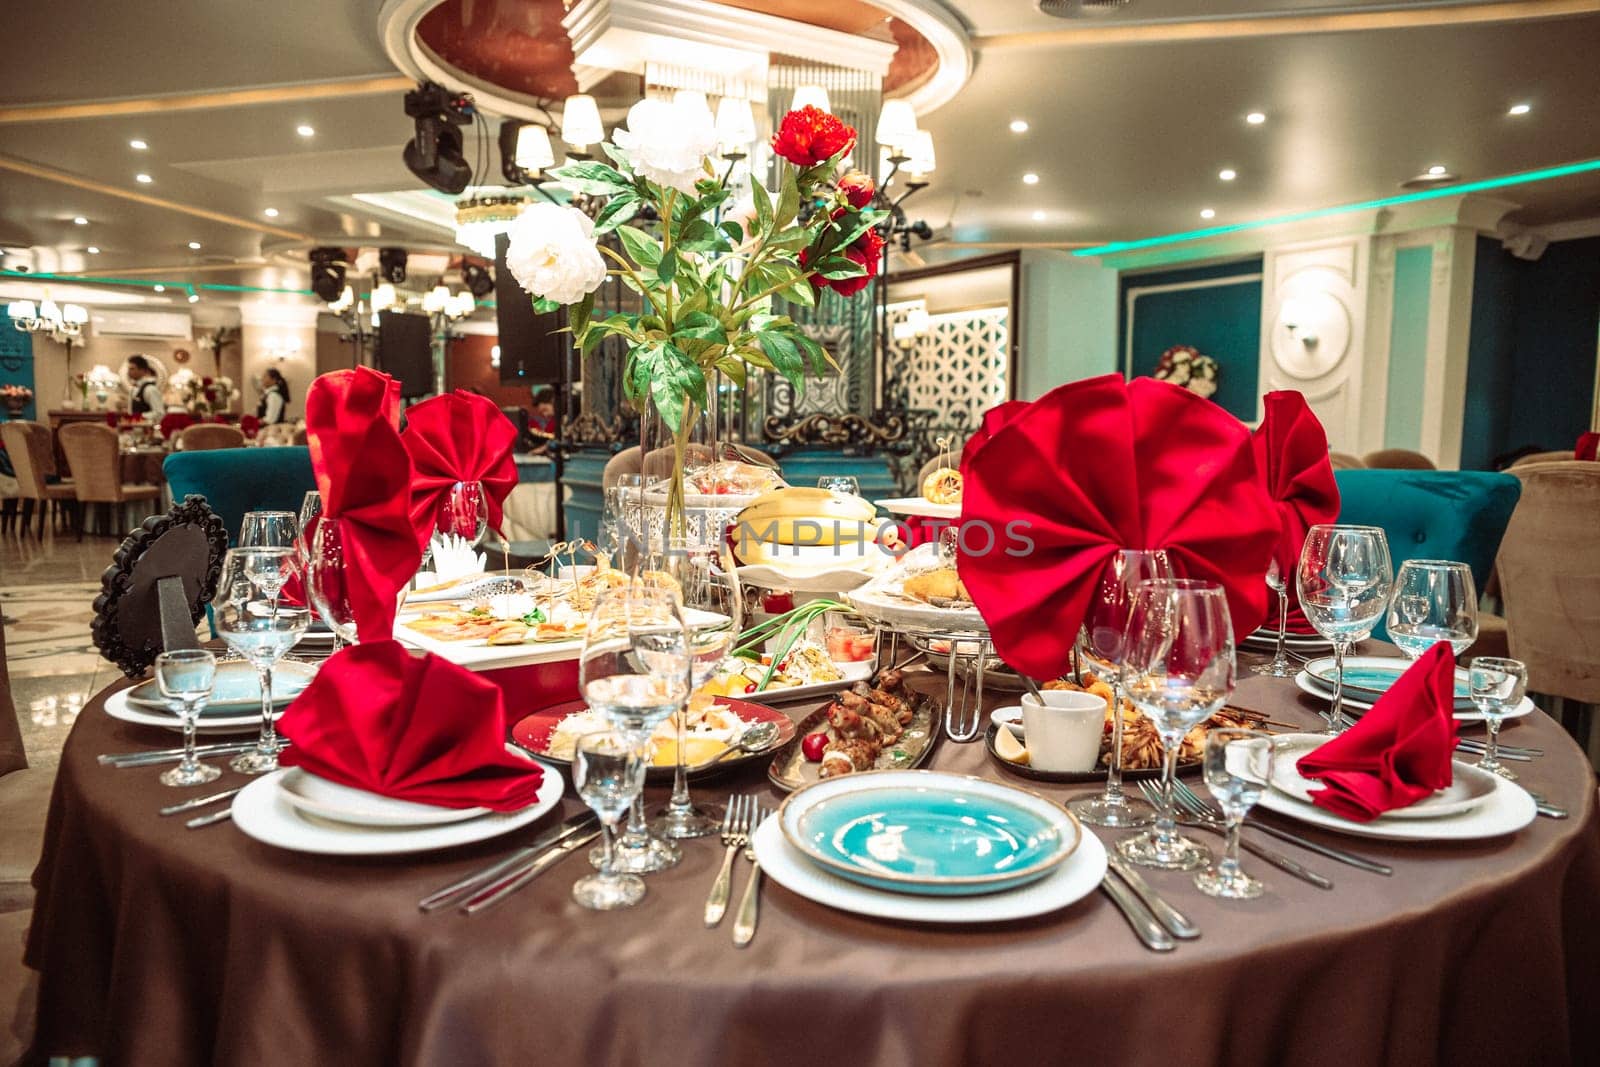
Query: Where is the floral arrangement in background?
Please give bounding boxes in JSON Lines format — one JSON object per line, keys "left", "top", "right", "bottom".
{"left": 1152, "top": 344, "right": 1221, "bottom": 399}
{"left": 167, "top": 368, "right": 238, "bottom": 415}
{"left": 504, "top": 98, "right": 886, "bottom": 530}
{"left": 0, "top": 383, "right": 33, "bottom": 415}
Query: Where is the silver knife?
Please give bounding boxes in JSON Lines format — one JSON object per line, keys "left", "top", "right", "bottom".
{"left": 1106, "top": 855, "right": 1200, "bottom": 940}
{"left": 419, "top": 811, "right": 599, "bottom": 912}
{"left": 461, "top": 828, "right": 604, "bottom": 914}
{"left": 1100, "top": 872, "right": 1174, "bottom": 952}
{"left": 1245, "top": 818, "right": 1394, "bottom": 876}
{"left": 160, "top": 788, "right": 241, "bottom": 816}
{"left": 186, "top": 808, "right": 233, "bottom": 829}
{"left": 105, "top": 741, "right": 292, "bottom": 769}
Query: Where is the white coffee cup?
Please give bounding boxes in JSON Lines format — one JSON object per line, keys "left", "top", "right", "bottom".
{"left": 1019, "top": 690, "right": 1107, "bottom": 773}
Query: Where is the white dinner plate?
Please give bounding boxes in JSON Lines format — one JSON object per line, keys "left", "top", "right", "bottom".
{"left": 276, "top": 768, "right": 490, "bottom": 827}
{"left": 1250, "top": 762, "right": 1536, "bottom": 841}
{"left": 752, "top": 813, "right": 1106, "bottom": 923}
{"left": 104, "top": 686, "right": 283, "bottom": 736}
{"left": 873, "top": 497, "right": 960, "bottom": 520}
{"left": 231, "top": 762, "right": 563, "bottom": 856}
{"left": 735, "top": 563, "right": 880, "bottom": 594}
{"left": 741, "top": 656, "right": 875, "bottom": 704}
{"left": 1266, "top": 733, "right": 1499, "bottom": 820}
{"left": 1293, "top": 671, "right": 1535, "bottom": 723}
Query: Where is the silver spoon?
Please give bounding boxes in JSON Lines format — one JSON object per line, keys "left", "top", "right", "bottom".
{"left": 696, "top": 721, "right": 783, "bottom": 767}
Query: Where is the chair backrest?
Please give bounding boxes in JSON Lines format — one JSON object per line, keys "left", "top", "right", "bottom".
{"left": 602, "top": 446, "right": 641, "bottom": 491}
{"left": 722, "top": 442, "right": 779, "bottom": 469}
{"left": 58, "top": 422, "right": 124, "bottom": 502}
{"left": 0, "top": 611, "right": 25, "bottom": 777}
{"left": 1328, "top": 451, "right": 1366, "bottom": 471}
{"left": 1509, "top": 449, "right": 1576, "bottom": 469}
{"left": 163, "top": 446, "right": 317, "bottom": 546}
{"left": 0, "top": 420, "right": 55, "bottom": 498}
{"left": 1496, "top": 461, "right": 1600, "bottom": 702}
{"left": 256, "top": 423, "right": 297, "bottom": 447}
{"left": 1335, "top": 468, "right": 1522, "bottom": 640}
{"left": 641, "top": 444, "right": 713, "bottom": 483}
{"left": 1360, "top": 448, "right": 1436, "bottom": 470}
{"left": 178, "top": 424, "right": 246, "bottom": 452}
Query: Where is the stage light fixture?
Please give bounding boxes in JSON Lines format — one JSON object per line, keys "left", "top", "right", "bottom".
{"left": 403, "top": 82, "right": 476, "bottom": 194}
{"left": 462, "top": 262, "right": 494, "bottom": 298}
{"left": 379, "top": 247, "right": 409, "bottom": 285}
{"left": 308, "top": 247, "right": 349, "bottom": 303}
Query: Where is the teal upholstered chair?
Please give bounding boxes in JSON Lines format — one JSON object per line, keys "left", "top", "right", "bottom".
{"left": 1334, "top": 469, "right": 1521, "bottom": 641}
{"left": 163, "top": 446, "right": 317, "bottom": 546}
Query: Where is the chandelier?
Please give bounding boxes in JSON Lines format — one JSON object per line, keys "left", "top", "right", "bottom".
{"left": 454, "top": 193, "right": 529, "bottom": 258}
{"left": 8, "top": 297, "right": 89, "bottom": 341}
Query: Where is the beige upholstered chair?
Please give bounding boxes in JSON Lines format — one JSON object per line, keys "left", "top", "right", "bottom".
{"left": 0, "top": 420, "right": 75, "bottom": 537}
{"left": 1496, "top": 461, "right": 1600, "bottom": 704}
{"left": 255, "top": 422, "right": 298, "bottom": 447}
{"left": 1361, "top": 448, "right": 1436, "bottom": 470}
{"left": 1510, "top": 449, "right": 1576, "bottom": 468}
{"left": 57, "top": 423, "right": 161, "bottom": 539}
{"left": 602, "top": 446, "right": 642, "bottom": 491}
{"left": 642, "top": 443, "right": 713, "bottom": 483}
{"left": 177, "top": 423, "right": 246, "bottom": 451}
{"left": 722, "top": 442, "right": 778, "bottom": 469}
{"left": 1328, "top": 451, "right": 1366, "bottom": 471}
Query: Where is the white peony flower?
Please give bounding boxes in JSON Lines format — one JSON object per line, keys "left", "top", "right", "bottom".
{"left": 504, "top": 202, "right": 608, "bottom": 305}
{"left": 612, "top": 98, "right": 717, "bottom": 194}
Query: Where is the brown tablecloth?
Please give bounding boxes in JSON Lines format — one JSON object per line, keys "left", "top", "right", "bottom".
{"left": 25, "top": 659, "right": 1600, "bottom": 1066}
{"left": 119, "top": 448, "right": 167, "bottom": 486}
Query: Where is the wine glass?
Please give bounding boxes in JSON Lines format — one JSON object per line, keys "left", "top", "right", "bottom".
{"left": 1117, "top": 579, "right": 1235, "bottom": 871}
{"left": 645, "top": 539, "right": 742, "bottom": 839}
{"left": 1194, "top": 729, "right": 1276, "bottom": 899}
{"left": 427, "top": 480, "right": 490, "bottom": 585}
{"left": 1069, "top": 549, "right": 1172, "bottom": 828}
{"left": 297, "top": 490, "right": 322, "bottom": 535}
{"left": 572, "top": 732, "right": 648, "bottom": 910}
{"left": 1386, "top": 559, "right": 1478, "bottom": 660}
{"left": 154, "top": 649, "right": 219, "bottom": 787}
{"left": 213, "top": 547, "right": 309, "bottom": 774}
{"left": 239, "top": 510, "right": 298, "bottom": 549}
{"left": 1468, "top": 656, "right": 1527, "bottom": 780}
{"left": 1251, "top": 558, "right": 1297, "bottom": 678}
{"left": 817, "top": 475, "right": 860, "bottom": 495}
{"left": 578, "top": 586, "right": 688, "bottom": 874}
{"left": 306, "top": 518, "right": 358, "bottom": 645}
{"left": 1297, "top": 525, "right": 1394, "bottom": 733}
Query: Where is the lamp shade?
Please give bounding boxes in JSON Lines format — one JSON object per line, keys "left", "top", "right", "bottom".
{"left": 423, "top": 285, "right": 450, "bottom": 314}
{"left": 673, "top": 89, "right": 713, "bottom": 127}
{"left": 715, "top": 96, "right": 756, "bottom": 147}
{"left": 875, "top": 100, "right": 919, "bottom": 150}
{"left": 38, "top": 299, "right": 60, "bottom": 323}
{"left": 561, "top": 94, "right": 604, "bottom": 146}
{"left": 447, "top": 291, "right": 476, "bottom": 319}
{"left": 907, "top": 129, "right": 937, "bottom": 176}
{"left": 63, "top": 303, "right": 90, "bottom": 325}
{"left": 7, "top": 300, "right": 35, "bottom": 321}
{"left": 515, "top": 125, "right": 555, "bottom": 171}
{"left": 791, "top": 85, "right": 831, "bottom": 114}
{"left": 371, "top": 282, "right": 397, "bottom": 312}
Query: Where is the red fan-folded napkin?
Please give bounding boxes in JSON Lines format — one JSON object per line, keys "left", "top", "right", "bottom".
{"left": 957, "top": 374, "right": 1280, "bottom": 680}
{"left": 277, "top": 639, "right": 545, "bottom": 811}
{"left": 401, "top": 390, "right": 518, "bottom": 549}
{"left": 1577, "top": 431, "right": 1599, "bottom": 462}
{"left": 305, "top": 367, "right": 419, "bottom": 641}
{"left": 1296, "top": 642, "right": 1460, "bottom": 822}
{"left": 1252, "top": 391, "right": 1341, "bottom": 634}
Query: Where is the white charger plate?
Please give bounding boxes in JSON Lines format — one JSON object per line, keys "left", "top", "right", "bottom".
{"left": 1251, "top": 763, "right": 1536, "bottom": 841}
{"left": 1293, "top": 671, "right": 1535, "bottom": 723}
{"left": 1266, "top": 733, "right": 1499, "bottom": 820}
{"left": 104, "top": 686, "right": 283, "bottom": 736}
{"left": 752, "top": 815, "right": 1106, "bottom": 923}
{"left": 231, "top": 762, "right": 563, "bottom": 856}
{"left": 735, "top": 563, "right": 879, "bottom": 594}
{"left": 277, "top": 768, "right": 489, "bottom": 827}
{"left": 873, "top": 497, "right": 960, "bottom": 520}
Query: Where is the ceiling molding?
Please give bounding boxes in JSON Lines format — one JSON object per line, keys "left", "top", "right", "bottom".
{"left": 0, "top": 155, "right": 314, "bottom": 242}
{"left": 975, "top": 0, "right": 1600, "bottom": 49}
{"left": 0, "top": 75, "right": 414, "bottom": 125}
{"left": 47, "top": 261, "right": 274, "bottom": 279}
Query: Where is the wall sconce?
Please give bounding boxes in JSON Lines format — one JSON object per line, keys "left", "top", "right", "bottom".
{"left": 265, "top": 337, "right": 302, "bottom": 361}
{"left": 490, "top": 344, "right": 501, "bottom": 370}
{"left": 1280, "top": 295, "right": 1320, "bottom": 347}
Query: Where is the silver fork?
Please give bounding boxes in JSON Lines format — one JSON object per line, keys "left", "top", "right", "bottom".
{"left": 1137, "top": 780, "right": 1332, "bottom": 890}
{"left": 705, "top": 795, "right": 754, "bottom": 927}
{"left": 1169, "top": 777, "right": 1393, "bottom": 876}
{"left": 732, "top": 806, "right": 771, "bottom": 948}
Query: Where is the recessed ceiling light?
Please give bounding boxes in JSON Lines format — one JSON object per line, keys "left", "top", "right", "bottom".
{"left": 263, "top": 207, "right": 280, "bottom": 218}
{"left": 1427, "top": 164, "right": 1447, "bottom": 176}
{"left": 1508, "top": 103, "right": 1531, "bottom": 116}
{"left": 187, "top": 241, "right": 201, "bottom": 250}
{"left": 1246, "top": 112, "right": 1267, "bottom": 125}
{"left": 1031, "top": 210, "right": 1046, "bottom": 221}
{"left": 1219, "top": 168, "right": 1237, "bottom": 181}
{"left": 135, "top": 173, "right": 153, "bottom": 183}
{"left": 153, "top": 284, "right": 165, "bottom": 293}
{"left": 73, "top": 216, "right": 88, "bottom": 225}
{"left": 1200, "top": 208, "right": 1216, "bottom": 219}
{"left": 1009, "top": 119, "right": 1029, "bottom": 133}
{"left": 86, "top": 246, "right": 100, "bottom": 254}
{"left": 129, "top": 139, "right": 148, "bottom": 150}
{"left": 1022, "top": 172, "right": 1040, "bottom": 185}
{"left": 296, "top": 124, "right": 315, "bottom": 137}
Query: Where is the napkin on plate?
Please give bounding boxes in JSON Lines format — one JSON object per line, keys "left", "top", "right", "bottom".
{"left": 277, "top": 639, "right": 545, "bottom": 811}
{"left": 1295, "top": 642, "right": 1461, "bottom": 822}
{"left": 1577, "top": 431, "right": 1598, "bottom": 462}
{"left": 957, "top": 374, "right": 1280, "bottom": 680}
{"left": 1252, "top": 390, "right": 1341, "bottom": 635}
{"left": 305, "top": 367, "right": 420, "bottom": 641}
{"left": 400, "top": 390, "right": 518, "bottom": 549}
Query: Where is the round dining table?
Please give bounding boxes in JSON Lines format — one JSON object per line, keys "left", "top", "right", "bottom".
{"left": 23, "top": 651, "right": 1600, "bottom": 1066}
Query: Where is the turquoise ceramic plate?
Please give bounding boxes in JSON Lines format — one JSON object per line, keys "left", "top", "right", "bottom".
{"left": 1305, "top": 656, "right": 1474, "bottom": 710}
{"left": 126, "top": 659, "right": 317, "bottom": 716}
{"left": 778, "top": 770, "right": 1079, "bottom": 897}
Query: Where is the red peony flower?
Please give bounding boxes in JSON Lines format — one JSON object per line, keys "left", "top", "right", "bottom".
{"left": 838, "top": 171, "right": 875, "bottom": 208}
{"left": 770, "top": 106, "right": 857, "bottom": 168}
{"left": 800, "top": 225, "right": 885, "bottom": 298}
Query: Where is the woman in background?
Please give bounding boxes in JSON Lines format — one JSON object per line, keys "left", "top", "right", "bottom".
{"left": 127, "top": 355, "right": 165, "bottom": 417}
{"left": 257, "top": 367, "right": 291, "bottom": 424}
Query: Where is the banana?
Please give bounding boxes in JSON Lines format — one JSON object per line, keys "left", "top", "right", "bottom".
{"left": 736, "top": 487, "right": 877, "bottom": 529}
{"left": 732, "top": 530, "right": 893, "bottom": 569}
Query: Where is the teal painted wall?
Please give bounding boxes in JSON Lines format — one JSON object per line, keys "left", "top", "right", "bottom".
{"left": 1118, "top": 257, "right": 1263, "bottom": 421}
{"left": 0, "top": 329, "right": 37, "bottom": 421}
{"left": 1383, "top": 246, "right": 1432, "bottom": 451}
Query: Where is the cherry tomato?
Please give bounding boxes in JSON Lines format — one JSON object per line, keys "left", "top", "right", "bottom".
{"left": 801, "top": 732, "right": 830, "bottom": 762}
{"left": 741, "top": 680, "right": 757, "bottom": 694}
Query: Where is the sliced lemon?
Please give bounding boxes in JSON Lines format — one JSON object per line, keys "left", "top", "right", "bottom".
{"left": 994, "top": 723, "right": 1028, "bottom": 765}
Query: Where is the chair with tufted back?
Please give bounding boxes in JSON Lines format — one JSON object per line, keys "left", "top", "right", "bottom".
{"left": 1360, "top": 448, "right": 1437, "bottom": 470}
{"left": 58, "top": 422, "right": 162, "bottom": 539}
{"left": 177, "top": 423, "right": 246, "bottom": 452}
{"left": 602, "top": 446, "right": 641, "bottom": 491}
{"left": 1328, "top": 451, "right": 1366, "bottom": 471}
{"left": 163, "top": 445, "right": 317, "bottom": 546}
{"left": 1510, "top": 450, "right": 1576, "bottom": 469}
{"left": 0, "top": 420, "right": 75, "bottom": 537}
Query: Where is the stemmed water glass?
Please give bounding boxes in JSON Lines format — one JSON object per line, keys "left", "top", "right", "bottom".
{"left": 817, "top": 475, "right": 860, "bottom": 495}
{"left": 1068, "top": 549, "right": 1171, "bottom": 828}
{"left": 1386, "top": 559, "right": 1478, "bottom": 660}
{"left": 1297, "top": 524, "right": 1393, "bottom": 733}
{"left": 305, "top": 519, "right": 358, "bottom": 645}
{"left": 1118, "top": 579, "right": 1235, "bottom": 871}
{"left": 214, "top": 547, "right": 309, "bottom": 774}
{"left": 1468, "top": 656, "right": 1528, "bottom": 780}
{"left": 154, "top": 649, "right": 219, "bottom": 787}
{"left": 297, "top": 490, "right": 322, "bottom": 535}
{"left": 240, "top": 510, "right": 298, "bottom": 550}
{"left": 1194, "top": 729, "right": 1276, "bottom": 899}
{"left": 1251, "top": 558, "right": 1298, "bottom": 677}
{"left": 572, "top": 732, "right": 648, "bottom": 910}
{"left": 578, "top": 586, "right": 688, "bottom": 873}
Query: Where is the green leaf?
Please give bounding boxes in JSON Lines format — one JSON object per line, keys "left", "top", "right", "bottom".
{"left": 830, "top": 210, "right": 880, "bottom": 251}
{"left": 776, "top": 168, "right": 800, "bottom": 229}
{"left": 713, "top": 357, "right": 748, "bottom": 390}
{"left": 757, "top": 330, "right": 805, "bottom": 389}
{"left": 635, "top": 341, "right": 707, "bottom": 431}
{"left": 549, "top": 160, "right": 633, "bottom": 196}
{"left": 814, "top": 255, "right": 867, "bottom": 280}
{"left": 600, "top": 142, "right": 632, "bottom": 169}
{"left": 676, "top": 311, "right": 726, "bottom": 343}
{"left": 616, "top": 225, "right": 662, "bottom": 269}
{"left": 532, "top": 297, "right": 561, "bottom": 314}
{"left": 794, "top": 331, "right": 831, "bottom": 374}
{"left": 776, "top": 275, "right": 816, "bottom": 307}
{"left": 591, "top": 192, "right": 641, "bottom": 235}
{"left": 719, "top": 220, "right": 744, "bottom": 245}
{"left": 657, "top": 248, "right": 677, "bottom": 284}
{"left": 765, "top": 226, "right": 812, "bottom": 251}
{"left": 570, "top": 291, "right": 595, "bottom": 338}
{"left": 677, "top": 218, "right": 721, "bottom": 252}
{"left": 751, "top": 176, "right": 774, "bottom": 237}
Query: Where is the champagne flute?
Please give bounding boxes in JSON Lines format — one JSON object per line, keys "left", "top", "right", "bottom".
{"left": 214, "top": 547, "right": 309, "bottom": 774}
{"left": 1194, "top": 729, "right": 1276, "bottom": 899}
{"left": 572, "top": 732, "right": 647, "bottom": 910}
{"left": 1297, "top": 524, "right": 1393, "bottom": 733}
{"left": 1069, "top": 549, "right": 1171, "bottom": 828}
{"left": 1468, "top": 656, "right": 1527, "bottom": 780}
{"left": 1117, "top": 579, "right": 1235, "bottom": 871}
{"left": 295, "top": 491, "right": 337, "bottom": 650}
{"left": 297, "top": 490, "right": 322, "bottom": 535}
{"left": 154, "top": 649, "right": 219, "bottom": 787}
{"left": 306, "top": 518, "right": 358, "bottom": 645}
{"left": 1251, "top": 558, "right": 1297, "bottom": 678}
{"left": 1386, "top": 559, "right": 1478, "bottom": 660}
